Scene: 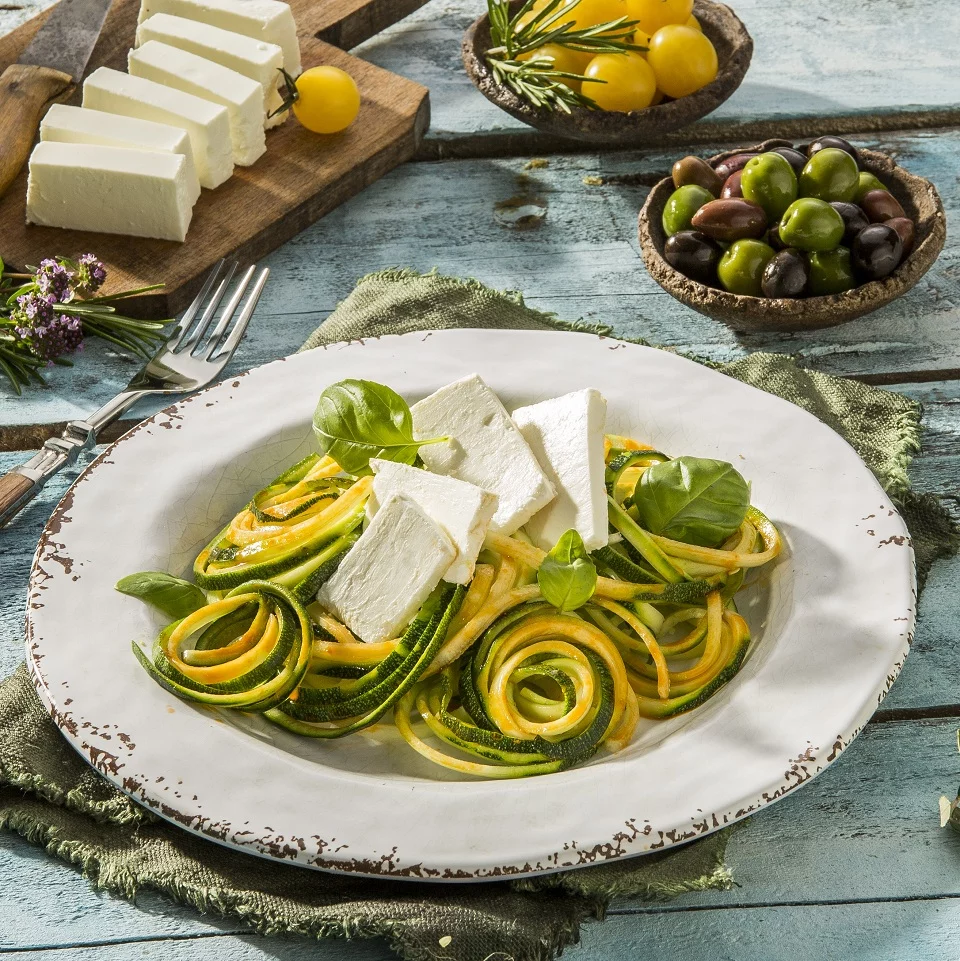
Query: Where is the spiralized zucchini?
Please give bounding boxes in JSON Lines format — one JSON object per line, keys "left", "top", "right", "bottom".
{"left": 132, "top": 433, "right": 781, "bottom": 779}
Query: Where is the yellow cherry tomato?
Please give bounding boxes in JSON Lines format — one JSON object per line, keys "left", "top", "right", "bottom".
{"left": 583, "top": 51, "right": 657, "bottom": 111}
{"left": 686, "top": 13, "right": 702, "bottom": 30}
{"left": 650, "top": 87, "right": 665, "bottom": 105}
{"left": 519, "top": 41, "right": 593, "bottom": 83}
{"left": 625, "top": 0, "right": 693, "bottom": 34}
{"left": 647, "top": 24, "right": 718, "bottom": 98}
{"left": 561, "top": 0, "right": 629, "bottom": 30}
{"left": 292, "top": 65, "right": 360, "bottom": 134}
{"left": 632, "top": 29, "right": 652, "bottom": 55}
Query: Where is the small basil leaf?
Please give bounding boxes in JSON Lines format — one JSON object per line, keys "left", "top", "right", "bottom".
{"left": 633, "top": 456, "right": 750, "bottom": 548}
{"left": 116, "top": 572, "right": 207, "bottom": 619}
{"left": 537, "top": 529, "right": 598, "bottom": 613}
{"left": 312, "top": 379, "right": 444, "bottom": 475}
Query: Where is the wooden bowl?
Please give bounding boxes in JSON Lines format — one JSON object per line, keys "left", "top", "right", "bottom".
{"left": 462, "top": 0, "right": 752, "bottom": 145}
{"left": 638, "top": 140, "right": 948, "bottom": 333}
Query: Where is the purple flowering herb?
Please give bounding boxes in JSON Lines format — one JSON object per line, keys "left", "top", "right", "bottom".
{"left": 75, "top": 253, "right": 107, "bottom": 293}
{"left": 34, "top": 258, "right": 74, "bottom": 303}
{"left": 10, "top": 294, "right": 83, "bottom": 362}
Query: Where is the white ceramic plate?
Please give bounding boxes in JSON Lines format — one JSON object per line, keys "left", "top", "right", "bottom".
{"left": 26, "top": 330, "right": 916, "bottom": 880}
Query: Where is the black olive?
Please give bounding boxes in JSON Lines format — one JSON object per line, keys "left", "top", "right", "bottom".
{"left": 761, "top": 248, "right": 809, "bottom": 298}
{"left": 664, "top": 230, "right": 723, "bottom": 285}
{"left": 807, "top": 136, "right": 860, "bottom": 163}
{"left": 851, "top": 223, "right": 903, "bottom": 281}
{"left": 771, "top": 147, "right": 808, "bottom": 176}
{"left": 830, "top": 201, "right": 870, "bottom": 247}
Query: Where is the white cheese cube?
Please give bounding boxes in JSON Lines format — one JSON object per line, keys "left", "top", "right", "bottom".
{"left": 26, "top": 141, "right": 194, "bottom": 242}
{"left": 40, "top": 103, "right": 200, "bottom": 207}
{"left": 137, "top": 14, "right": 285, "bottom": 128}
{"left": 317, "top": 494, "right": 456, "bottom": 644}
{"left": 129, "top": 42, "right": 265, "bottom": 167}
{"left": 411, "top": 374, "right": 556, "bottom": 536}
{"left": 137, "top": 0, "right": 300, "bottom": 76}
{"left": 83, "top": 67, "right": 233, "bottom": 190}
{"left": 368, "top": 459, "right": 498, "bottom": 585}
{"left": 512, "top": 389, "right": 609, "bottom": 552}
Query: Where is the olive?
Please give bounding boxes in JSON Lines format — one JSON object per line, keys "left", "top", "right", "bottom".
{"left": 721, "top": 169, "right": 744, "bottom": 199}
{"left": 761, "top": 248, "right": 809, "bottom": 298}
{"left": 799, "top": 148, "right": 860, "bottom": 203}
{"left": 690, "top": 198, "right": 767, "bottom": 242}
{"left": 741, "top": 152, "right": 798, "bottom": 221}
{"left": 851, "top": 223, "right": 903, "bottom": 281}
{"left": 860, "top": 188, "right": 907, "bottom": 223}
{"left": 767, "top": 221, "right": 787, "bottom": 250}
{"left": 807, "top": 135, "right": 859, "bottom": 163}
{"left": 854, "top": 171, "right": 889, "bottom": 203}
{"left": 672, "top": 156, "right": 723, "bottom": 196}
{"left": 663, "top": 230, "right": 723, "bottom": 285}
{"left": 779, "top": 198, "right": 845, "bottom": 251}
{"left": 771, "top": 146, "right": 808, "bottom": 176}
{"left": 807, "top": 247, "right": 856, "bottom": 296}
{"left": 662, "top": 185, "right": 715, "bottom": 236}
{"left": 713, "top": 152, "right": 760, "bottom": 182}
{"left": 717, "top": 239, "right": 777, "bottom": 296}
{"left": 886, "top": 217, "right": 916, "bottom": 258}
{"left": 830, "top": 201, "right": 870, "bottom": 247}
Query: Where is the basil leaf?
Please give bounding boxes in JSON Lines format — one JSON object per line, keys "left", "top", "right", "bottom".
{"left": 633, "top": 456, "right": 750, "bottom": 548}
{"left": 115, "top": 571, "right": 207, "bottom": 619}
{"left": 537, "top": 530, "right": 598, "bottom": 613}
{"left": 312, "top": 379, "right": 444, "bottom": 475}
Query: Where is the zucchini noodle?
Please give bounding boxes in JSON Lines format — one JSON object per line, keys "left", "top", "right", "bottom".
{"left": 133, "top": 430, "right": 782, "bottom": 779}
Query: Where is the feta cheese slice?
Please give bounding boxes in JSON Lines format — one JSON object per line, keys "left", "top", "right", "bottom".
{"left": 368, "top": 459, "right": 498, "bottom": 585}
{"left": 26, "top": 141, "right": 194, "bottom": 242}
{"left": 512, "top": 389, "right": 609, "bottom": 552}
{"left": 317, "top": 494, "right": 456, "bottom": 644}
{"left": 137, "top": 0, "right": 301, "bottom": 76}
{"left": 83, "top": 67, "right": 233, "bottom": 190}
{"left": 129, "top": 41, "right": 265, "bottom": 167}
{"left": 411, "top": 374, "right": 556, "bottom": 536}
{"left": 40, "top": 103, "right": 200, "bottom": 207}
{"left": 137, "top": 14, "right": 285, "bottom": 128}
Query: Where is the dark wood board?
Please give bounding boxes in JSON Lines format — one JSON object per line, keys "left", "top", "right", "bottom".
{"left": 0, "top": 0, "right": 431, "bottom": 317}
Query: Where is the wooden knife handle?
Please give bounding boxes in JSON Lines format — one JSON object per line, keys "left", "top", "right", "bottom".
{"left": 0, "top": 471, "right": 36, "bottom": 527}
{"left": 0, "top": 62, "right": 73, "bottom": 199}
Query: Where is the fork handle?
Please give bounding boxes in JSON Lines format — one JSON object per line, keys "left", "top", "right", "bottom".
{"left": 0, "top": 471, "right": 37, "bottom": 527}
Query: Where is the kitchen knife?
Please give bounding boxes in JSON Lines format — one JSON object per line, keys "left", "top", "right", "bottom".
{"left": 0, "top": 0, "right": 114, "bottom": 199}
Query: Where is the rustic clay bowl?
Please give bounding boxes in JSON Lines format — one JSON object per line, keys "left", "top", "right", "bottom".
{"left": 462, "top": 0, "right": 752, "bottom": 144}
{"left": 638, "top": 140, "right": 947, "bottom": 333}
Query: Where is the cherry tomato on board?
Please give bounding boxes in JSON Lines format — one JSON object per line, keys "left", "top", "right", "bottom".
{"left": 291, "top": 66, "right": 361, "bottom": 134}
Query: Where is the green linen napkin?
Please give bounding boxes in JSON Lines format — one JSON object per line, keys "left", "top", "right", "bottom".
{"left": 1, "top": 269, "right": 956, "bottom": 961}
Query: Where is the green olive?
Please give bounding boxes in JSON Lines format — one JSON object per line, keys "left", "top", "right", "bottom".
{"left": 717, "top": 239, "right": 777, "bottom": 296}
{"left": 778, "top": 198, "right": 845, "bottom": 252}
{"left": 854, "top": 171, "right": 889, "bottom": 203}
{"left": 807, "top": 247, "right": 856, "bottom": 295}
{"left": 662, "top": 185, "right": 715, "bottom": 236}
{"left": 798, "top": 148, "right": 860, "bottom": 203}
{"left": 741, "top": 152, "right": 798, "bottom": 221}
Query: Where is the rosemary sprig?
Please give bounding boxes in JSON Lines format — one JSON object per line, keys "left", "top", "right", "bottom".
{"left": 485, "top": 0, "right": 646, "bottom": 113}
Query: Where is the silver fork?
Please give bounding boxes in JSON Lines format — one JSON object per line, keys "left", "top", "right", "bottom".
{"left": 0, "top": 259, "right": 269, "bottom": 528}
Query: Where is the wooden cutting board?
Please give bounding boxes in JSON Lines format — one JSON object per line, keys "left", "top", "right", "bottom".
{"left": 0, "top": 0, "right": 431, "bottom": 317}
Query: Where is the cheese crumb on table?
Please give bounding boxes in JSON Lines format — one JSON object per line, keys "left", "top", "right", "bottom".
{"left": 411, "top": 374, "right": 556, "bottom": 536}
{"left": 368, "top": 458, "right": 498, "bottom": 585}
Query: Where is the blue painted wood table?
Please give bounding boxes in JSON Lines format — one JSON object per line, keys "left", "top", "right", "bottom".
{"left": 2, "top": 1, "right": 959, "bottom": 957}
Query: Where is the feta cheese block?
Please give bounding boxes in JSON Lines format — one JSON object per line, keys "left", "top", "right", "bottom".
{"left": 512, "top": 389, "right": 609, "bottom": 552}
{"left": 129, "top": 41, "right": 265, "bottom": 167}
{"left": 40, "top": 103, "right": 200, "bottom": 206}
{"left": 137, "top": 0, "right": 300, "bottom": 76}
{"left": 83, "top": 67, "right": 233, "bottom": 190}
{"left": 411, "top": 374, "right": 556, "bottom": 536}
{"left": 368, "top": 459, "right": 499, "bottom": 585}
{"left": 137, "top": 14, "right": 285, "bottom": 127}
{"left": 26, "top": 141, "right": 194, "bottom": 242}
{"left": 317, "top": 494, "right": 456, "bottom": 644}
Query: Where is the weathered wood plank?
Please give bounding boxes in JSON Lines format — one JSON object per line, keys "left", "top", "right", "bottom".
{"left": 1, "top": 719, "right": 959, "bottom": 953}
{"left": 3, "top": 129, "right": 960, "bottom": 436}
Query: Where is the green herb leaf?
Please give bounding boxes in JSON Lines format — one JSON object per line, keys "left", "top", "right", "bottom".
{"left": 538, "top": 529, "right": 598, "bottom": 612}
{"left": 312, "top": 379, "right": 445, "bottom": 475}
{"left": 116, "top": 571, "right": 207, "bottom": 619}
{"left": 633, "top": 456, "right": 750, "bottom": 548}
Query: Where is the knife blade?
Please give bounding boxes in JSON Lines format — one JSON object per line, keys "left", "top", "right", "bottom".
{"left": 0, "top": 0, "right": 114, "bottom": 198}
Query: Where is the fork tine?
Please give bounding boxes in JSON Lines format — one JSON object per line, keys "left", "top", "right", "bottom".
{"left": 201, "top": 265, "right": 257, "bottom": 360}
{"left": 167, "top": 259, "right": 228, "bottom": 350}
{"left": 212, "top": 267, "right": 269, "bottom": 361}
{"left": 179, "top": 262, "right": 238, "bottom": 354}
